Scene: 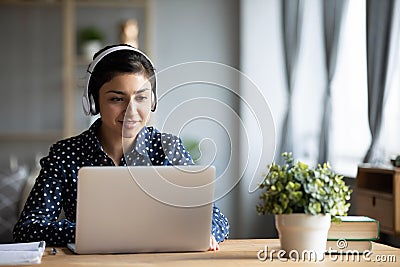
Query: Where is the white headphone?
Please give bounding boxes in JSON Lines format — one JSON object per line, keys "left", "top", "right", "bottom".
{"left": 82, "top": 45, "right": 157, "bottom": 116}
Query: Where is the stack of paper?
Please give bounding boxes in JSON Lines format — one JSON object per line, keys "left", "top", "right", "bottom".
{"left": 0, "top": 241, "right": 45, "bottom": 265}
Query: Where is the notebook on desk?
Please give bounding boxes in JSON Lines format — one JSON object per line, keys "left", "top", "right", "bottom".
{"left": 68, "top": 165, "right": 215, "bottom": 254}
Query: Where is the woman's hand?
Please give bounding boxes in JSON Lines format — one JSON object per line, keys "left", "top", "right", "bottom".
{"left": 208, "top": 234, "right": 220, "bottom": 251}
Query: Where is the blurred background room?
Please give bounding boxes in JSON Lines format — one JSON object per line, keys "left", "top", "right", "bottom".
{"left": 0, "top": 0, "right": 399, "bottom": 247}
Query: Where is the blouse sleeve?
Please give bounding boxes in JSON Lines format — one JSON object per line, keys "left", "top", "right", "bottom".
{"left": 161, "top": 134, "right": 194, "bottom": 166}
{"left": 211, "top": 204, "right": 230, "bottom": 242}
{"left": 13, "top": 144, "right": 76, "bottom": 246}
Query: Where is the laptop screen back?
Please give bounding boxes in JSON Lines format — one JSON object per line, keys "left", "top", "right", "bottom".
{"left": 73, "top": 165, "right": 215, "bottom": 254}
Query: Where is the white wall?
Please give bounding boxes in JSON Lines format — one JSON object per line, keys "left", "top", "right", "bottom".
{"left": 239, "top": 0, "right": 285, "bottom": 238}
{"left": 148, "top": 0, "right": 242, "bottom": 237}
{"left": 148, "top": 0, "right": 240, "bottom": 69}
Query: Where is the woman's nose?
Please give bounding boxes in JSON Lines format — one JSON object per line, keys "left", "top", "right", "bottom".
{"left": 125, "top": 99, "right": 139, "bottom": 116}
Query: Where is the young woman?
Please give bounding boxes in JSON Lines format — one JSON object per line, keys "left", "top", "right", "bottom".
{"left": 13, "top": 44, "right": 229, "bottom": 251}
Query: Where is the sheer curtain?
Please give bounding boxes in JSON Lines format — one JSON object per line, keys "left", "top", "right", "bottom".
{"left": 318, "top": 0, "right": 349, "bottom": 164}
{"left": 364, "top": 0, "right": 400, "bottom": 163}
{"left": 278, "top": 0, "right": 304, "bottom": 162}
{"left": 328, "top": 0, "right": 370, "bottom": 177}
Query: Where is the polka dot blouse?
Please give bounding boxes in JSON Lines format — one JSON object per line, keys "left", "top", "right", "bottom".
{"left": 13, "top": 118, "right": 229, "bottom": 246}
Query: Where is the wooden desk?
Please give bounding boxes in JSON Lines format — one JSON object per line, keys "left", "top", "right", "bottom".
{"left": 18, "top": 239, "right": 400, "bottom": 266}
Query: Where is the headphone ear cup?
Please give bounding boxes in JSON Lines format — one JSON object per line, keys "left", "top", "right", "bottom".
{"left": 82, "top": 94, "right": 91, "bottom": 116}
{"left": 90, "top": 94, "right": 97, "bottom": 115}
{"left": 151, "top": 91, "right": 157, "bottom": 111}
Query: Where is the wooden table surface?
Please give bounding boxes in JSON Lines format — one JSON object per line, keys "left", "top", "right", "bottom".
{"left": 17, "top": 239, "right": 400, "bottom": 266}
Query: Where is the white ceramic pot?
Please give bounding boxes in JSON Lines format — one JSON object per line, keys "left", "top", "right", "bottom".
{"left": 82, "top": 40, "right": 102, "bottom": 62}
{"left": 275, "top": 213, "right": 331, "bottom": 261}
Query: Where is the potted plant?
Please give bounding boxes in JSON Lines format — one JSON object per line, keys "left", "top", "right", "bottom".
{"left": 391, "top": 155, "right": 400, "bottom": 167}
{"left": 256, "top": 152, "right": 352, "bottom": 260}
{"left": 78, "top": 26, "right": 104, "bottom": 62}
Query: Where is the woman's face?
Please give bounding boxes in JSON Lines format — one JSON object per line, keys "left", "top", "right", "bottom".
{"left": 98, "top": 73, "right": 152, "bottom": 141}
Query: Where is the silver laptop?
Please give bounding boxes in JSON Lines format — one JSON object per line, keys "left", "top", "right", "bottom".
{"left": 68, "top": 165, "right": 215, "bottom": 254}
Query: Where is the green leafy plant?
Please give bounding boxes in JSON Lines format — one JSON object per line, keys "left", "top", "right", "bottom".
{"left": 391, "top": 155, "right": 400, "bottom": 167}
{"left": 256, "top": 152, "right": 352, "bottom": 220}
{"left": 182, "top": 139, "right": 201, "bottom": 162}
{"left": 78, "top": 26, "right": 104, "bottom": 43}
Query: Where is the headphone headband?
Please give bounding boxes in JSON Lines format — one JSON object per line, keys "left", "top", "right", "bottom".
{"left": 82, "top": 45, "right": 157, "bottom": 116}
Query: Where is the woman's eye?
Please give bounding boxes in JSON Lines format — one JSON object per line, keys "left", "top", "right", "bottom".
{"left": 136, "top": 95, "right": 148, "bottom": 101}
{"left": 111, "top": 97, "right": 123, "bottom": 102}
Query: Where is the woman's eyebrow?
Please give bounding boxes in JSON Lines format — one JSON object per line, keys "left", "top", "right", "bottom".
{"left": 135, "top": 88, "right": 150, "bottom": 94}
{"left": 105, "top": 88, "right": 150, "bottom": 95}
{"left": 105, "top": 90, "right": 125, "bottom": 95}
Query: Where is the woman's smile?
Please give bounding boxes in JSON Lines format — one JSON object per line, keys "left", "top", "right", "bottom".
{"left": 121, "top": 119, "right": 141, "bottom": 129}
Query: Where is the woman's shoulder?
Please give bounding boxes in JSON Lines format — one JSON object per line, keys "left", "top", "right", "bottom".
{"left": 49, "top": 127, "right": 95, "bottom": 153}
{"left": 55, "top": 130, "right": 89, "bottom": 145}
{"left": 52, "top": 119, "right": 100, "bottom": 149}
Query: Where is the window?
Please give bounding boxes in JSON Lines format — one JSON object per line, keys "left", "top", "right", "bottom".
{"left": 330, "top": 0, "right": 400, "bottom": 177}
{"left": 330, "top": 0, "right": 370, "bottom": 177}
